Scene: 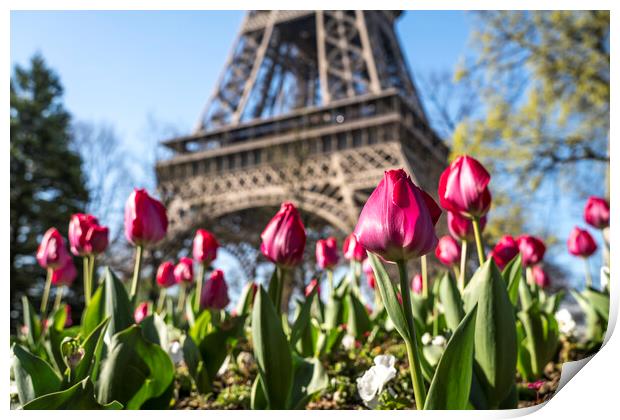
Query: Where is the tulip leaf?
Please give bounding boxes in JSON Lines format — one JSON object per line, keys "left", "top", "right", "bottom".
{"left": 368, "top": 253, "right": 410, "bottom": 342}
{"left": 501, "top": 255, "right": 523, "bottom": 307}
{"left": 250, "top": 376, "right": 268, "bottom": 410}
{"left": 236, "top": 282, "right": 256, "bottom": 317}
{"left": 81, "top": 283, "right": 106, "bottom": 338}
{"left": 182, "top": 334, "right": 212, "bottom": 394}
{"left": 23, "top": 377, "right": 123, "bottom": 410}
{"left": 290, "top": 287, "right": 317, "bottom": 347}
{"left": 571, "top": 290, "right": 605, "bottom": 342}
{"left": 11, "top": 343, "right": 62, "bottom": 405}
{"left": 22, "top": 296, "right": 41, "bottom": 348}
{"left": 251, "top": 285, "right": 293, "bottom": 409}
{"left": 103, "top": 268, "right": 133, "bottom": 340}
{"left": 438, "top": 272, "right": 464, "bottom": 332}
{"left": 97, "top": 325, "right": 174, "bottom": 409}
{"left": 582, "top": 288, "right": 610, "bottom": 322}
{"left": 72, "top": 318, "right": 110, "bottom": 385}
{"left": 289, "top": 356, "right": 328, "bottom": 409}
{"left": 424, "top": 304, "right": 477, "bottom": 410}
{"left": 346, "top": 291, "right": 371, "bottom": 339}
{"left": 463, "top": 259, "right": 517, "bottom": 409}
{"left": 141, "top": 313, "right": 169, "bottom": 349}
{"left": 518, "top": 304, "right": 560, "bottom": 378}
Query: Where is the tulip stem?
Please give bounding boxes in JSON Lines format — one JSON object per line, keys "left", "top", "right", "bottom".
{"left": 397, "top": 260, "right": 427, "bottom": 410}
{"left": 583, "top": 257, "right": 593, "bottom": 289}
{"left": 157, "top": 288, "right": 167, "bottom": 314}
{"left": 327, "top": 269, "right": 334, "bottom": 299}
{"left": 459, "top": 240, "right": 467, "bottom": 292}
{"left": 350, "top": 260, "right": 360, "bottom": 296}
{"left": 41, "top": 268, "right": 53, "bottom": 314}
{"left": 130, "top": 245, "right": 143, "bottom": 305}
{"left": 83, "top": 256, "right": 91, "bottom": 306}
{"left": 195, "top": 262, "right": 206, "bottom": 313}
{"left": 471, "top": 218, "right": 486, "bottom": 266}
{"left": 275, "top": 267, "right": 286, "bottom": 315}
{"left": 421, "top": 256, "right": 428, "bottom": 299}
{"left": 53, "top": 286, "right": 65, "bottom": 311}
{"left": 177, "top": 283, "right": 187, "bottom": 313}
{"left": 88, "top": 254, "right": 96, "bottom": 292}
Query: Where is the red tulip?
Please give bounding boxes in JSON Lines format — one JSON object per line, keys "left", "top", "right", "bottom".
{"left": 36, "top": 228, "right": 70, "bottom": 270}
{"left": 84, "top": 224, "right": 109, "bottom": 255}
{"left": 567, "top": 227, "right": 597, "bottom": 257}
{"left": 201, "top": 269, "right": 230, "bottom": 310}
{"left": 411, "top": 274, "right": 423, "bottom": 295}
{"left": 305, "top": 279, "right": 321, "bottom": 297}
{"left": 435, "top": 235, "right": 461, "bottom": 267}
{"left": 353, "top": 169, "right": 439, "bottom": 263}
{"left": 448, "top": 211, "right": 487, "bottom": 242}
{"left": 50, "top": 257, "right": 77, "bottom": 287}
{"left": 489, "top": 235, "right": 520, "bottom": 270}
{"left": 64, "top": 305, "right": 73, "bottom": 327}
{"left": 584, "top": 196, "right": 610, "bottom": 229}
{"left": 363, "top": 258, "right": 376, "bottom": 289}
{"left": 342, "top": 234, "right": 366, "bottom": 262}
{"left": 260, "top": 202, "right": 306, "bottom": 268}
{"left": 193, "top": 229, "right": 219, "bottom": 265}
{"left": 124, "top": 189, "right": 168, "bottom": 247}
{"left": 316, "top": 237, "right": 339, "bottom": 269}
{"left": 174, "top": 257, "right": 194, "bottom": 284}
{"left": 134, "top": 302, "right": 148, "bottom": 324}
{"left": 517, "top": 235, "right": 546, "bottom": 267}
{"left": 438, "top": 155, "right": 492, "bottom": 218}
{"left": 532, "top": 265, "right": 550, "bottom": 288}
{"left": 68, "top": 213, "right": 100, "bottom": 256}
{"left": 156, "top": 261, "right": 176, "bottom": 288}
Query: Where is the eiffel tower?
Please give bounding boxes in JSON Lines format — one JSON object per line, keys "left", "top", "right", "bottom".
{"left": 156, "top": 11, "right": 448, "bottom": 273}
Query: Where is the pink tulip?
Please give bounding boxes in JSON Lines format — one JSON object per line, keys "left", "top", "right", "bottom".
{"left": 584, "top": 196, "right": 610, "bottom": 229}
{"left": 201, "top": 269, "right": 230, "bottom": 310}
{"left": 260, "top": 202, "right": 306, "bottom": 268}
{"left": 50, "top": 257, "right": 77, "bottom": 287}
{"left": 124, "top": 189, "right": 168, "bottom": 247}
{"left": 193, "top": 229, "right": 219, "bottom": 265}
{"left": 489, "top": 235, "right": 520, "bottom": 270}
{"left": 305, "top": 279, "right": 320, "bottom": 297}
{"left": 353, "top": 169, "right": 439, "bottom": 263}
{"left": 447, "top": 211, "right": 487, "bottom": 242}
{"left": 68, "top": 214, "right": 100, "bottom": 256}
{"left": 532, "top": 265, "right": 550, "bottom": 288}
{"left": 36, "top": 228, "right": 70, "bottom": 270}
{"left": 517, "top": 235, "right": 546, "bottom": 267}
{"left": 316, "top": 237, "right": 339, "bottom": 269}
{"left": 84, "top": 224, "right": 109, "bottom": 255}
{"left": 342, "top": 234, "right": 366, "bottom": 262}
{"left": 156, "top": 261, "right": 176, "bottom": 288}
{"left": 438, "top": 155, "right": 492, "bottom": 218}
{"left": 134, "top": 302, "right": 148, "bottom": 324}
{"left": 411, "top": 274, "right": 423, "bottom": 295}
{"left": 174, "top": 257, "right": 194, "bottom": 284}
{"left": 435, "top": 235, "right": 461, "bottom": 267}
{"left": 363, "top": 258, "right": 376, "bottom": 289}
{"left": 567, "top": 227, "right": 597, "bottom": 257}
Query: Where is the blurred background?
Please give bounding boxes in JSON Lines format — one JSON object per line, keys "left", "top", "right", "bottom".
{"left": 10, "top": 11, "right": 609, "bottom": 326}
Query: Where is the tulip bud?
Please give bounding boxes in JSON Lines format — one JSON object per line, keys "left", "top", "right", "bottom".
{"left": 353, "top": 169, "right": 439, "bottom": 263}
{"left": 411, "top": 274, "right": 423, "bottom": 295}
{"left": 567, "top": 227, "right": 597, "bottom": 257}
{"left": 435, "top": 235, "right": 461, "bottom": 267}
{"left": 489, "top": 235, "right": 520, "bottom": 270}
{"left": 438, "top": 155, "right": 492, "bottom": 218}
{"left": 156, "top": 261, "right": 176, "bottom": 288}
{"left": 447, "top": 211, "right": 487, "bottom": 242}
{"left": 260, "top": 202, "right": 306, "bottom": 268}
{"left": 174, "top": 257, "right": 194, "bottom": 284}
{"left": 584, "top": 196, "right": 610, "bottom": 229}
{"left": 36, "top": 227, "right": 70, "bottom": 270}
{"left": 532, "top": 265, "right": 550, "bottom": 288}
{"left": 201, "top": 269, "right": 230, "bottom": 310}
{"left": 362, "top": 258, "right": 376, "bottom": 290}
{"left": 134, "top": 302, "right": 148, "bottom": 324}
{"left": 124, "top": 189, "right": 168, "bottom": 247}
{"left": 316, "top": 237, "right": 339, "bottom": 269}
{"left": 68, "top": 214, "right": 100, "bottom": 256}
{"left": 193, "top": 229, "right": 219, "bottom": 265}
{"left": 84, "top": 224, "right": 109, "bottom": 255}
{"left": 517, "top": 235, "right": 546, "bottom": 267}
{"left": 51, "top": 257, "right": 77, "bottom": 287}
{"left": 342, "top": 234, "right": 366, "bottom": 262}
{"left": 305, "top": 278, "right": 321, "bottom": 297}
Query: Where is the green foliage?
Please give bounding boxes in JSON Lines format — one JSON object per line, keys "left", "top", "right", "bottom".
{"left": 517, "top": 305, "right": 559, "bottom": 380}
{"left": 438, "top": 272, "right": 465, "bottom": 332}
{"left": 11, "top": 343, "right": 62, "bottom": 405}
{"left": 23, "top": 378, "right": 123, "bottom": 410}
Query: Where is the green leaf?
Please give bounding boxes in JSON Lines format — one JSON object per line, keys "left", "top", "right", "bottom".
{"left": 182, "top": 334, "right": 211, "bottom": 394}
{"left": 81, "top": 283, "right": 106, "bottom": 338}
{"left": 22, "top": 296, "right": 41, "bottom": 348}
{"left": 438, "top": 272, "right": 465, "bottom": 332}
{"left": 571, "top": 290, "right": 605, "bottom": 342}
{"left": 141, "top": 313, "right": 169, "bottom": 349}
{"left": 251, "top": 285, "right": 293, "bottom": 409}
{"left": 11, "top": 343, "right": 62, "bottom": 405}
{"left": 72, "top": 318, "right": 110, "bottom": 385}
{"left": 518, "top": 305, "right": 559, "bottom": 378}
{"left": 97, "top": 325, "right": 174, "bottom": 409}
{"left": 236, "top": 282, "right": 256, "bottom": 317}
{"left": 23, "top": 377, "right": 122, "bottom": 410}
{"left": 368, "top": 253, "right": 410, "bottom": 341}
{"left": 250, "top": 376, "right": 268, "bottom": 410}
{"left": 289, "top": 356, "right": 328, "bottom": 409}
{"left": 424, "top": 304, "right": 477, "bottom": 410}
{"left": 582, "top": 288, "right": 610, "bottom": 322}
{"left": 103, "top": 267, "right": 133, "bottom": 340}
{"left": 463, "top": 259, "right": 517, "bottom": 408}
{"left": 346, "top": 291, "right": 371, "bottom": 339}
{"left": 290, "top": 286, "right": 317, "bottom": 347}
{"left": 502, "top": 255, "right": 523, "bottom": 307}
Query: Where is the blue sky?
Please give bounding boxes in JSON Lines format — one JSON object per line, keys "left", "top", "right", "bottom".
{"left": 10, "top": 10, "right": 602, "bottom": 288}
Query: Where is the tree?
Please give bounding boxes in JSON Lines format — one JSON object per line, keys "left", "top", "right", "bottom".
{"left": 10, "top": 54, "right": 90, "bottom": 313}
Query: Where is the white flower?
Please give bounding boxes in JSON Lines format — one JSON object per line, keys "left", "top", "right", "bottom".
{"left": 431, "top": 335, "right": 447, "bottom": 347}
{"left": 168, "top": 340, "right": 184, "bottom": 365}
{"left": 356, "top": 354, "right": 397, "bottom": 408}
{"left": 421, "top": 332, "right": 432, "bottom": 346}
{"left": 342, "top": 334, "right": 356, "bottom": 350}
{"left": 555, "top": 309, "right": 576, "bottom": 336}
